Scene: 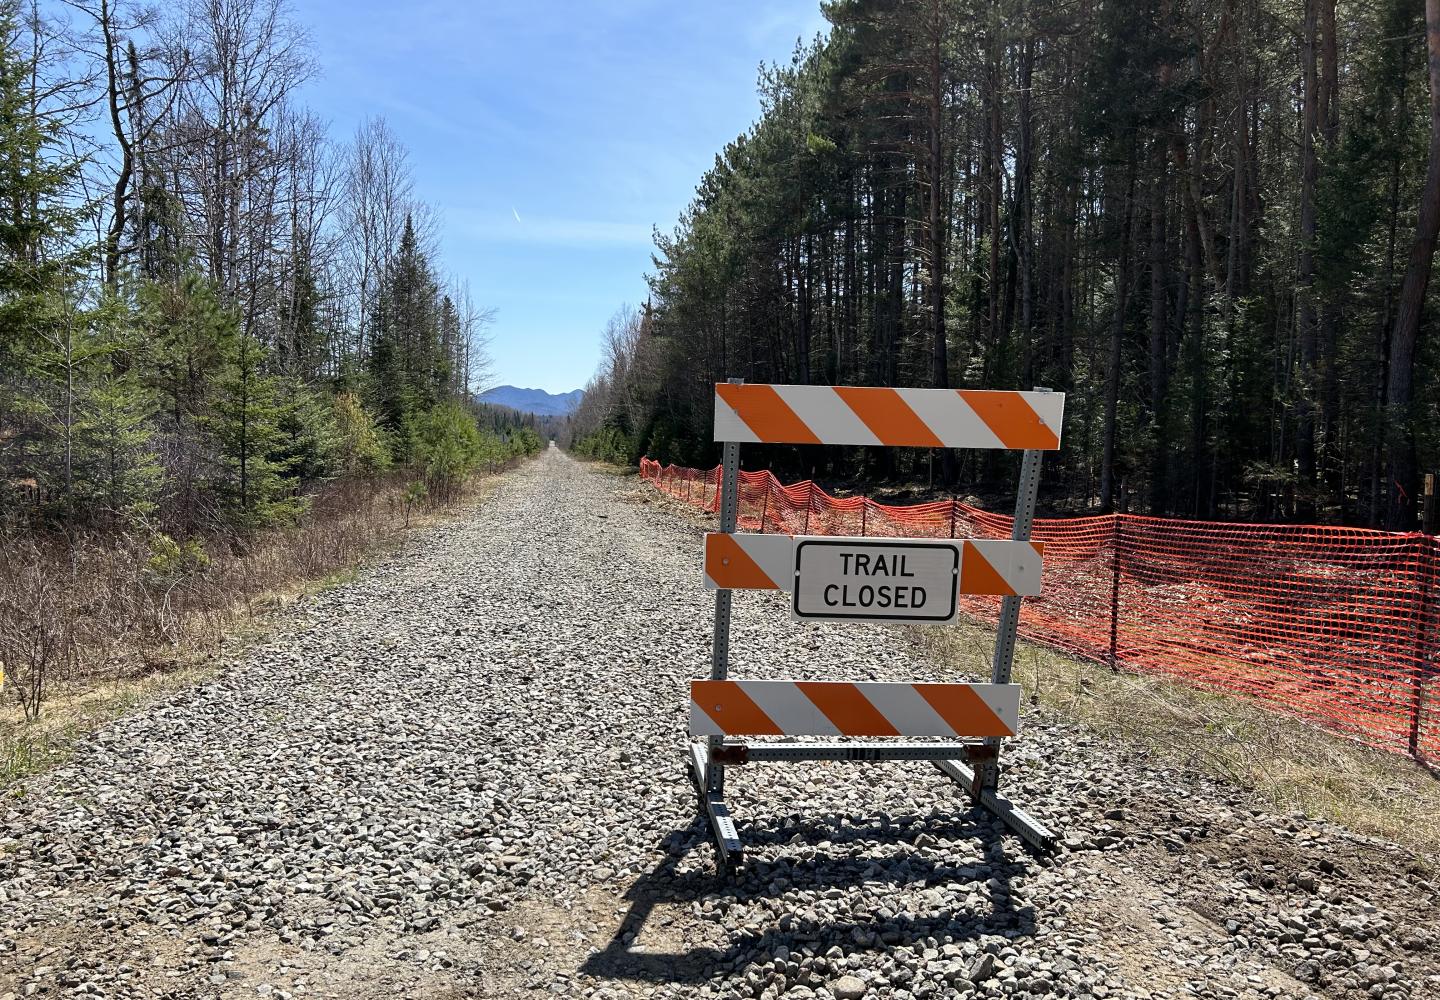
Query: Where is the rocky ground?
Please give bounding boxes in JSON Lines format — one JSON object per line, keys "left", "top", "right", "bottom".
{"left": 1, "top": 447, "right": 1436, "bottom": 1000}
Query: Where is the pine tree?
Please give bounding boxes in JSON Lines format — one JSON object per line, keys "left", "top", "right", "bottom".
{"left": 139, "top": 274, "right": 235, "bottom": 427}
{"left": 368, "top": 216, "right": 444, "bottom": 435}
{"left": 332, "top": 391, "right": 390, "bottom": 475}
{"left": 411, "top": 400, "right": 481, "bottom": 503}
{"left": 0, "top": 0, "right": 95, "bottom": 510}
{"left": 72, "top": 295, "right": 162, "bottom": 522}
{"left": 209, "top": 327, "right": 306, "bottom": 528}
{"left": 0, "top": 1, "right": 82, "bottom": 323}
{"left": 274, "top": 380, "right": 341, "bottom": 486}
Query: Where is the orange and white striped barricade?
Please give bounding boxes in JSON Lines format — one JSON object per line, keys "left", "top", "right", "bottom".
{"left": 690, "top": 380, "right": 1064, "bottom": 871}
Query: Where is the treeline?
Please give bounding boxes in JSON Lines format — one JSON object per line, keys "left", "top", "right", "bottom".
{"left": 0, "top": 0, "right": 540, "bottom": 538}
{"left": 568, "top": 306, "right": 664, "bottom": 464}
{"left": 573, "top": 0, "right": 1440, "bottom": 528}
{"left": 0, "top": 0, "right": 543, "bottom": 718}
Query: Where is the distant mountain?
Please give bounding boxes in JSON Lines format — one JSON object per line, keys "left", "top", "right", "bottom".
{"left": 477, "top": 385, "right": 585, "bottom": 417}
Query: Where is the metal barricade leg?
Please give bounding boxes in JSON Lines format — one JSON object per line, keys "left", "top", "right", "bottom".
{"left": 986, "top": 446, "right": 1044, "bottom": 789}
{"left": 692, "top": 381, "right": 744, "bottom": 871}
{"left": 934, "top": 392, "right": 1058, "bottom": 853}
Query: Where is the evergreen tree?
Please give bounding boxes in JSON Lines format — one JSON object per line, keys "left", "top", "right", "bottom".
{"left": 0, "top": 0, "right": 95, "bottom": 510}
{"left": 209, "top": 327, "right": 306, "bottom": 528}
{"left": 72, "top": 296, "right": 162, "bottom": 522}
{"left": 332, "top": 391, "right": 391, "bottom": 475}
{"left": 369, "top": 216, "right": 444, "bottom": 435}
{"left": 411, "top": 401, "right": 482, "bottom": 503}
{"left": 274, "top": 381, "right": 341, "bottom": 487}
{"left": 139, "top": 274, "right": 236, "bottom": 427}
{"left": 0, "top": 1, "right": 82, "bottom": 327}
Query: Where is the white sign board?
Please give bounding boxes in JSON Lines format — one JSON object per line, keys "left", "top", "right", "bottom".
{"left": 792, "top": 537, "right": 961, "bottom": 624}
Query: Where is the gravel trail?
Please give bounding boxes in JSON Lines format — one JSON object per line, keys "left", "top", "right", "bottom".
{"left": 2, "top": 448, "right": 1436, "bottom": 1000}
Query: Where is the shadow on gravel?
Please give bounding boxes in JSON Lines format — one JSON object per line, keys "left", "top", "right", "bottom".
{"left": 581, "top": 813, "right": 1031, "bottom": 984}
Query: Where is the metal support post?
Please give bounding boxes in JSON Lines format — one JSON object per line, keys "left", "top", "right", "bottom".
{"left": 985, "top": 425, "right": 1047, "bottom": 792}
{"left": 708, "top": 380, "right": 743, "bottom": 799}
{"left": 1109, "top": 516, "right": 1123, "bottom": 671}
{"left": 933, "top": 758, "right": 1057, "bottom": 852}
{"left": 693, "top": 379, "right": 746, "bottom": 871}
{"left": 691, "top": 744, "right": 741, "bottom": 868}
{"left": 1425, "top": 473, "right": 1436, "bottom": 536}
{"left": 1408, "top": 535, "right": 1435, "bottom": 758}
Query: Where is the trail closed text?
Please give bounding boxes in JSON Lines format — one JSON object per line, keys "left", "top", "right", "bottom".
{"left": 792, "top": 538, "right": 961, "bottom": 624}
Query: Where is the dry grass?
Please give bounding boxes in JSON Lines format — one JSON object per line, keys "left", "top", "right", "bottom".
{"left": 1, "top": 660, "right": 218, "bottom": 787}
{"left": 0, "top": 464, "right": 523, "bottom": 789}
{"left": 914, "top": 621, "right": 1440, "bottom": 862}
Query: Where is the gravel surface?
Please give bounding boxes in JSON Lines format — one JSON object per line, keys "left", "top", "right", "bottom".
{"left": 2, "top": 447, "right": 1437, "bottom": 1000}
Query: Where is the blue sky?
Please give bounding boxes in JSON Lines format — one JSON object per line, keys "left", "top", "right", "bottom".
{"left": 292, "top": 0, "right": 829, "bottom": 394}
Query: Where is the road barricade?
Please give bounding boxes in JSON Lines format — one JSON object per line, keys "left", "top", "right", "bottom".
{"left": 690, "top": 380, "right": 1066, "bottom": 871}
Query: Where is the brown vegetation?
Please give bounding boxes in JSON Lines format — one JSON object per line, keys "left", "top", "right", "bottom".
{"left": 0, "top": 461, "right": 521, "bottom": 776}
{"left": 915, "top": 621, "right": 1440, "bottom": 861}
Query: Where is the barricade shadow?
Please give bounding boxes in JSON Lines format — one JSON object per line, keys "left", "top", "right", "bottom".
{"left": 578, "top": 811, "right": 1031, "bottom": 985}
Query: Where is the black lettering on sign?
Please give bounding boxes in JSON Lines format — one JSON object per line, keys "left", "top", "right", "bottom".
{"left": 838, "top": 551, "right": 919, "bottom": 577}
{"left": 826, "top": 584, "right": 928, "bottom": 610}
{"left": 793, "top": 539, "right": 959, "bottom": 623}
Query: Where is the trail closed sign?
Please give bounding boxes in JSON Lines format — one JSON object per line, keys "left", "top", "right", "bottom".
{"left": 793, "top": 537, "right": 961, "bottom": 624}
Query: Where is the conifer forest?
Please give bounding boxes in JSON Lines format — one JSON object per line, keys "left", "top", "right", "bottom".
{"left": 571, "top": 0, "right": 1440, "bottom": 530}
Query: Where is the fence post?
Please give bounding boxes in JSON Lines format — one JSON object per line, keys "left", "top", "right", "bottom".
{"left": 861, "top": 499, "right": 867, "bottom": 537}
{"left": 758, "top": 482, "right": 770, "bottom": 534}
{"left": 949, "top": 498, "right": 957, "bottom": 539}
{"left": 1425, "top": 473, "right": 1436, "bottom": 535}
{"left": 1409, "top": 536, "right": 1436, "bottom": 758}
{"left": 803, "top": 482, "right": 813, "bottom": 535}
{"left": 1109, "top": 515, "right": 1123, "bottom": 672}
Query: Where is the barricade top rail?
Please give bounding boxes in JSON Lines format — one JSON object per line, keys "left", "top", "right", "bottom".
{"left": 713, "top": 383, "right": 1066, "bottom": 450}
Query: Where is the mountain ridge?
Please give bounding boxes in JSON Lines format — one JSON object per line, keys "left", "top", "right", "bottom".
{"left": 477, "top": 385, "right": 585, "bottom": 417}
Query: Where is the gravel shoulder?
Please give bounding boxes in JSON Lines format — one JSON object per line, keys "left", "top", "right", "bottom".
{"left": 2, "top": 448, "right": 1436, "bottom": 1000}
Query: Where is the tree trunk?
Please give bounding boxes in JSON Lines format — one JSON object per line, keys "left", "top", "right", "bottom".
{"left": 100, "top": 0, "right": 131, "bottom": 290}
{"left": 986, "top": 39, "right": 1002, "bottom": 355}
{"left": 1100, "top": 146, "right": 1138, "bottom": 514}
{"left": 1296, "top": 0, "right": 1321, "bottom": 518}
{"left": 1386, "top": 0, "right": 1440, "bottom": 528}
{"left": 1148, "top": 135, "right": 1169, "bottom": 514}
{"left": 927, "top": 0, "right": 947, "bottom": 392}
{"left": 1018, "top": 36, "right": 1036, "bottom": 386}
{"left": 1318, "top": 0, "right": 1343, "bottom": 516}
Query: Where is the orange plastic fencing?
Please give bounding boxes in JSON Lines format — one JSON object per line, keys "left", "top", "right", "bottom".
{"left": 640, "top": 458, "right": 1440, "bottom": 761}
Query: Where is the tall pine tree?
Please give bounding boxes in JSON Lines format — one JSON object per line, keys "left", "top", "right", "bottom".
{"left": 369, "top": 216, "right": 445, "bottom": 438}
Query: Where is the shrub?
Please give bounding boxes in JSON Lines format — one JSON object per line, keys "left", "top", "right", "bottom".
{"left": 573, "top": 426, "right": 634, "bottom": 465}
{"left": 410, "top": 402, "right": 483, "bottom": 503}
{"left": 333, "top": 392, "right": 391, "bottom": 475}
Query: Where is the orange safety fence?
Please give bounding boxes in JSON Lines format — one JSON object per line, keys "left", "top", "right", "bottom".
{"left": 640, "top": 458, "right": 1440, "bottom": 761}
